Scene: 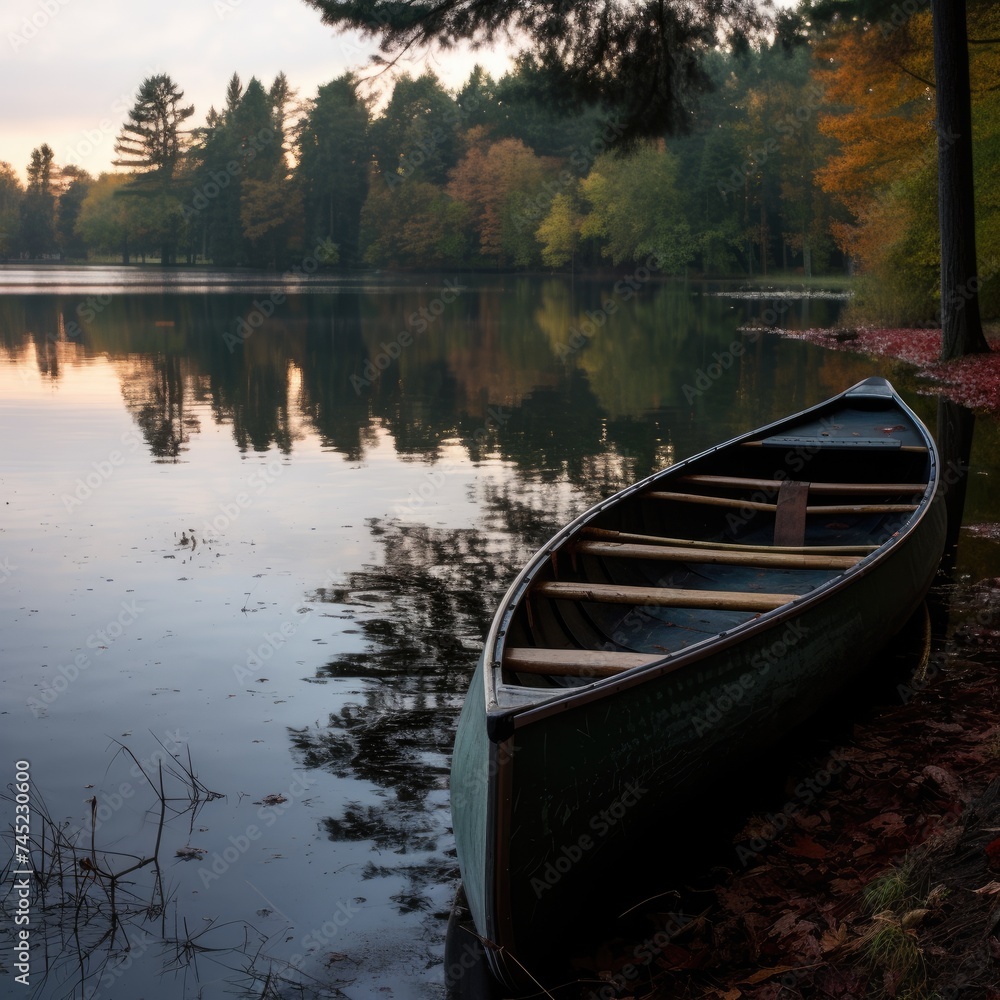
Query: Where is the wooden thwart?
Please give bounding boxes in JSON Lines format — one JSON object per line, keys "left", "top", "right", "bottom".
{"left": 643, "top": 491, "right": 917, "bottom": 516}
{"left": 504, "top": 647, "right": 663, "bottom": 677}
{"left": 677, "top": 474, "right": 925, "bottom": 495}
{"left": 535, "top": 580, "right": 797, "bottom": 612}
{"left": 580, "top": 526, "right": 878, "bottom": 555}
{"left": 574, "top": 540, "right": 860, "bottom": 570}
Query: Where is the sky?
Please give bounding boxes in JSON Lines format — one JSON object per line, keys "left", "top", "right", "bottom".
{"left": 1, "top": 0, "right": 797, "bottom": 184}
{"left": 0, "top": 0, "right": 510, "bottom": 182}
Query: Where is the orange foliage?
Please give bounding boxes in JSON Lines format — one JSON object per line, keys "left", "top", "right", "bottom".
{"left": 813, "top": 15, "right": 935, "bottom": 219}
{"left": 447, "top": 129, "right": 556, "bottom": 261}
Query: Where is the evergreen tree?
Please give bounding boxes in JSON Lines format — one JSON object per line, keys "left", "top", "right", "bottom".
{"left": 21, "top": 144, "right": 57, "bottom": 258}
{"left": 370, "top": 73, "right": 461, "bottom": 186}
{"left": 296, "top": 74, "right": 371, "bottom": 265}
{"left": 114, "top": 74, "right": 195, "bottom": 263}
{"left": 0, "top": 162, "right": 23, "bottom": 260}
{"left": 301, "top": 0, "right": 769, "bottom": 143}
{"left": 56, "top": 166, "right": 93, "bottom": 259}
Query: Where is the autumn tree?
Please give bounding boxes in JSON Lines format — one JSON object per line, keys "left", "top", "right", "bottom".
{"left": 806, "top": 0, "right": 993, "bottom": 357}
{"left": 361, "top": 179, "right": 467, "bottom": 267}
{"left": 536, "top": 191, "right": 582, "bottom": 268}
{"left": 76, "top": 173, "right": 168, "bottom": 263}
{"left": 580, "top": 144, "right": 694, "bottom": 273}
{"left": 447, "top": 132, "right": 556, "bottom": 266}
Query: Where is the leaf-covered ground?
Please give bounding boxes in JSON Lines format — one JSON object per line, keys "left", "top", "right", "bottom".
{"left": 777, "top": 327, "right": 1000, "bottom": 414}
{"left": 568, "top": 581, "right": 1000, "bottom": 1000}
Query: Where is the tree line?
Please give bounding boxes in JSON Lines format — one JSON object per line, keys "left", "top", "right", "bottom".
{"left": 0, "top": 2, "right": 997, "bottom": 327}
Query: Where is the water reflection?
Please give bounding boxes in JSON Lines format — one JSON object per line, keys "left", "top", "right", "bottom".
{"left": 0, "top": 279, "right": 852, "bottom": 470}
{"left": 2, "top": 274, "right": 999, "bottom": 999}
{"left": 293, "top": 487, "right": 593, "bottom": 919}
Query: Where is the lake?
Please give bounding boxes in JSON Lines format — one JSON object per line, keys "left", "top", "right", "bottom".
{"left": 1, "top": 266, "right": 998, "bottom": 999}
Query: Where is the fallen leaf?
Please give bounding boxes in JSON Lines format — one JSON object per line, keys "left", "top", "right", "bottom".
{"left": 820, "top": 923, "right": 849, "bottom": 953}
{"left": 737, "top": 964, "right": 797, "bottom": 985}
{"left": 973, "top": 881, "right": 1000, "bottom": 895}
{"left": 783, "top": 835, "right": 828, "bottom": 859}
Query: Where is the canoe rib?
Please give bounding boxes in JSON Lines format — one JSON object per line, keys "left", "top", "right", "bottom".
{"left": 572, "top": 540, "right": 861, "bottom": 571}
{"left": 534, "top": 580, "right": 797, "bottom": 612}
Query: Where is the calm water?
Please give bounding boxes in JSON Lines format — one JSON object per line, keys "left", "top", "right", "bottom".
{"left": 1, "top": 267, "right": 998, "bottom": 999}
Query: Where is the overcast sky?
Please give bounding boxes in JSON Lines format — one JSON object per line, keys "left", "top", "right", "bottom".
{"left": 2, "top": 0, "right": 796, "bottom": 184}
{"left": 1, "top": 0, "right": 509, "bottom": 182}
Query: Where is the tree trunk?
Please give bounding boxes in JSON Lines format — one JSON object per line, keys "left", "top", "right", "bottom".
{"left": 932, "top": 0, "right": 990, "bottom": 360}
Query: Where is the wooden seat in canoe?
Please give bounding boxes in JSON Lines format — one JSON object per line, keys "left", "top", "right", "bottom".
{"left": 580, "top": 527, "right": 879, "bottom": 556}
{"left": 675, "top": 474, "right": 925, "bottom": 496}
{"left": 504, "top": 647, "right": 664, "bottom": 677}
{"left": 572, "top": 539, "right": 862, "bottom": 570}
{"left": 643, "top": 491, "right": 919, "bottom": 515}
{"left": 534, "top": 580, "right": 797, "bottom": 612}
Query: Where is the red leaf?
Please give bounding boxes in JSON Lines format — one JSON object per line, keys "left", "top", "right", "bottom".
{"left": 783, "top": 835, "right": 828, "bottom": 859}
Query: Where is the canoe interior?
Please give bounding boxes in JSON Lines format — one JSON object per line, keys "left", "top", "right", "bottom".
{"left": 501, "top": 396, "right": 933, "bottom": 688}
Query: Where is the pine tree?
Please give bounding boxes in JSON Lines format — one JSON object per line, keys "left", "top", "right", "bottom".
{"left": 21, "top": 144, "right": 57, "bottom": 258}
{"left": 114, "top": 74, "right": 194, "bottom": 263}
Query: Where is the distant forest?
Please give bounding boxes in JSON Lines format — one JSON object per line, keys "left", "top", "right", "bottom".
{"left": 1, "top": 2, "right": 998, "bottom": 324}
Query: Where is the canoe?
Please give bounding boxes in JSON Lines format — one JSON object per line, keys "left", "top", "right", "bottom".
{"left": 449, "top": 376, "right": 946, "bottom": 988}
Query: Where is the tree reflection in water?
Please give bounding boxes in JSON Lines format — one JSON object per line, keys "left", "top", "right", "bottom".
{"left": 290, "top": 470, "right": 630, "bottom": 921}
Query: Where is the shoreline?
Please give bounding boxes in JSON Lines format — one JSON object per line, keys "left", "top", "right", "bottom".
{"left": 775, "top": 325, "right": 1000, "bottom": 415}
{"left": 568, "top": 582, "right": 1000, "bottom": 999}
